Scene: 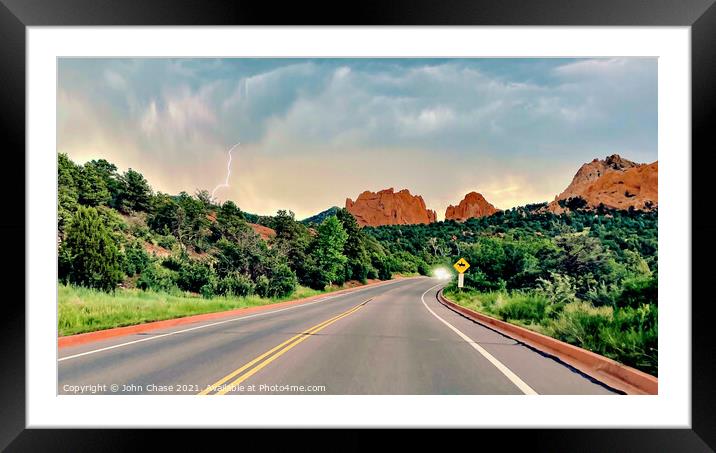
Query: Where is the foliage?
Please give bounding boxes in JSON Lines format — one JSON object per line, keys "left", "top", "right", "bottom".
{"left": 176, "top": 260, "right": 215, "bottom": 293}
{"left": 496, "top": 293, "right": 548, "bottom": 323}
{"left": 58, "top": 153, "right": 80, "bottom": 234}
{"left": 309, "top": 216, "right": 348, "bottom": 287}
{"left": 215, "top": 273, "right": 255, "bottom": 297}
{"left": 60, "top": 206, "right": 123, "bottom": 291}
{"left": 537, "top": 272, "right": 578, "bottom": 308}
{"left": 137, "top": 262, "right": 179, "bottom": 293}
{"left": 117, "top": 168, "right": 152, "bottom": 212}
{"left": 264, "top": 263, "right": 298, "bottom": 298}
{"left": 77, "top": 162, "right": 112, "bottom": 207}
{"left": 123, "top": 241, "right": 150, "bottom": 276}
{"left": 57, "top": 153, "right": 658, "bottom": 374}
{"left": 336, "top": 208, "right": 373, "bottom": 283}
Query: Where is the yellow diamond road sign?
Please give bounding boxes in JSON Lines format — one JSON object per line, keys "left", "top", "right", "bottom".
{"left": 453, "top": 258, "right": 470, "bottom": 274}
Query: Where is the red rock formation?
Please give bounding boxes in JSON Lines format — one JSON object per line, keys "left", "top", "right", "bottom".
{"left": 548, "top": 154, "right": 658, "bottom": 212}
{"left": 345, "top": 188, "right": 437, "bottom": 227}
{"left": 445, "top": 191, "right": 499, "bottom": 221}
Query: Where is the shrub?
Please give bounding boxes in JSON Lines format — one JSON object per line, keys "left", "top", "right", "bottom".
{"left": 346, "top": 261, "right": 369, "bottom": 283}
{"left": 177, "top": 260, "right": 215, "bottom": 293}
{"left": 267, "top": 263, "right": 298, "bottom": 298}
{"left": 60, "top": 206, "right": 123, "bottom": 291}
{"left": 584, "top": 281, "right": 621, "bottom": 308}
{"left": 497, "top": 293, "right": 548, "bottom": 323}
{"left": 123, "top": 241, "right": 150, "bottom": 276}
{"left": 536, "top": 272, "right": 578, "bottom": 309}
{"left": 129, "top": 222, "right": 152, "bottom": 241}
{"left": 547, "top": 301, "right": 613, "bottom": 349}
{"left": 464, "top": 268, "right": 505, "bottom": 292}
{"left": 162, "top": 255, "right": 184, "bottom": 271}
{"left": 255, "top": 275, "right": 271, "bottom": 298}
{"left": 215, "top": 273, "right": 255, "bottom": 297}
{"left": 200, "top": 283, "right": 215, "bottom": 299}
{"left": 155, "top": 233, "right": 176, "bottom": 250}
{"left": 619, "top": 275, "right": 657, "bottom": 308}
{"left": 417, "top": 260, "right": 430, "bottom": 276}
{"left": 137, "top": 263, "right": 178, "bottom": 292}
{"left": 371, "top": 254, "right": 392, "bottom": 280}
{"left": 599, "top": 304, "right": 658, "bottom": 375}
{"left": 366, "top": 265, "right": 378, "bottom": 280}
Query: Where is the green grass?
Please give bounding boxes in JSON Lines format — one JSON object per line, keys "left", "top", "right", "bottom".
{"left": 58, "top": 283, "right": 342, "bottom": 336}
{"left": 442, "top": 287, "right": 657, "bottom": 376}
{"left": 442, "top": 288, "right": 504, "bottom": 318}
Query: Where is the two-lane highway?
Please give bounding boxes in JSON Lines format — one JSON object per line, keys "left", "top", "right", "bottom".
{"left": 58, "top": 277, "right": 618, "bottom": 395}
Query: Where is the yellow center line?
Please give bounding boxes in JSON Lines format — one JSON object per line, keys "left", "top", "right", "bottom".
{"left": 199, "top": 299, "right": 370, "bottom": 395}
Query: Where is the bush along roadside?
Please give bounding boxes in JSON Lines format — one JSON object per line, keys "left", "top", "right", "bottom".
{"left": 443, "top": 276, "right": 657, "bottom": 376}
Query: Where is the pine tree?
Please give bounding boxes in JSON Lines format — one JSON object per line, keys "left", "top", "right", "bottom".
{"left": 118, "top": 168, "right": 152, "bottom": 212}
{"left": 58, "top": 153, "right": 80, "bottom": 233}
{"left": 78, "top": 162, "right": 112, "bottom": 207}
{"left": 61, "top": 206, "right": 123, "bottom": 291}
{"left": 336, "top": 208, "right": 370, "bottom": 282}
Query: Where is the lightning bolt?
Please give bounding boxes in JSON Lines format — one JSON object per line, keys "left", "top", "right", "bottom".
{"left": 211, "top": 142, "right": 240, "bottom": 201}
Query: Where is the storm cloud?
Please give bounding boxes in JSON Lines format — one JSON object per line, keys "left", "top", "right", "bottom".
{"left": 58, "top": 58, "right": 657, "bottom": 219}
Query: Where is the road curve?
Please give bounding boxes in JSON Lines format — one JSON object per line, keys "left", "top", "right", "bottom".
{"left": 58, "top": 277, "right": 618, "bottom": 395}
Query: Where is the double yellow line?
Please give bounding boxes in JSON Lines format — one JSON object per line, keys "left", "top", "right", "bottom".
{"left": 199, "top": 299, "right": 371, "bottom": 395}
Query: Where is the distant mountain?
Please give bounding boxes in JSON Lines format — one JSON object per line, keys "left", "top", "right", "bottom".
{"left": 548, "top": 154, "right": 658, "bottom": 213}
{"left": 301, "top": 206, "right": 340, "bottom": 225}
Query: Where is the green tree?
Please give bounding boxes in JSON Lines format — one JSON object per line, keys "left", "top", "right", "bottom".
{"left": 555, "top": 229, "right": 609, "bottom": 279}
{"left": 86, "top": 159, "right": 123, "bottom": 207}
{"left": 310, "top": 216, "right": 348, "bottom": 287}
{"left": 60, "top": 206, "right": 123, "bottom": 291}
{"left": 215, "top": 234, "right": 268, "bottom": 280}
{"left": 210, "top": 200, "right": 251, "bottom": 243}
{"left": 58, "top": 153, "right": 80, "bottom": 233}
{"left": 269, "top": 210, "right": 312, "bottom": 282}
{"left": 336, "top": 208, "right": 371, "bottom": 282}
{"left": 148, "top": 193, "right": 179, "bottom": 235}
{"left": 78, "top": 162, "right": 111, "bottom": 207}
{"left": 175, "top": 192, "right": 211, "bottom": 251}
{"left": 117, "top": 168, "right": 152, "bottom": 212}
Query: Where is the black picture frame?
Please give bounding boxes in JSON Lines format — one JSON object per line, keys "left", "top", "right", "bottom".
{"left": 2, "top": 0, "right": 713, "bottom": 450}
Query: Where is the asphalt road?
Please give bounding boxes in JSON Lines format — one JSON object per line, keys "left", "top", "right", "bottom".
{"left": 58, "top": 277, "right": 618, "bottom": 395}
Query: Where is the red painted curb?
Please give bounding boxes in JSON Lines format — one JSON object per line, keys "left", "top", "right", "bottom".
{"left": 58, "top": 277, "right": 414, "bottom": 349}
{"left": 437, "top": 290, "right": 658, "bottom": 395}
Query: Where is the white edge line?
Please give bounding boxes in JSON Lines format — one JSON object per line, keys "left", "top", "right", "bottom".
{"left": 420, "top": 283, "right": 538, "bottom": 395}
{"left": 58, "top": 278, "right": 412, "bottom": 362}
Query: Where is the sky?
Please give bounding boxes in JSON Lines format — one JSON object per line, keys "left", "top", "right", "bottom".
{"left": 58, "top": 58, "right": 657, "bottom": 220}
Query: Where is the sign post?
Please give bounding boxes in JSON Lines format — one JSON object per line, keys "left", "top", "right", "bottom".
{"left": 453, "top": 258, "right": 470, "bottom": 289}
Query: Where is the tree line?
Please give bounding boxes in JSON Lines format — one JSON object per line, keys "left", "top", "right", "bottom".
{"left": 57, "top": 154, "right": 429, "bottom": 299}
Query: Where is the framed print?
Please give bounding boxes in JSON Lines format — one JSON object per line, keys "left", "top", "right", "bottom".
{"left": 3, "top": 0, "right": 715, "bottom": 450}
